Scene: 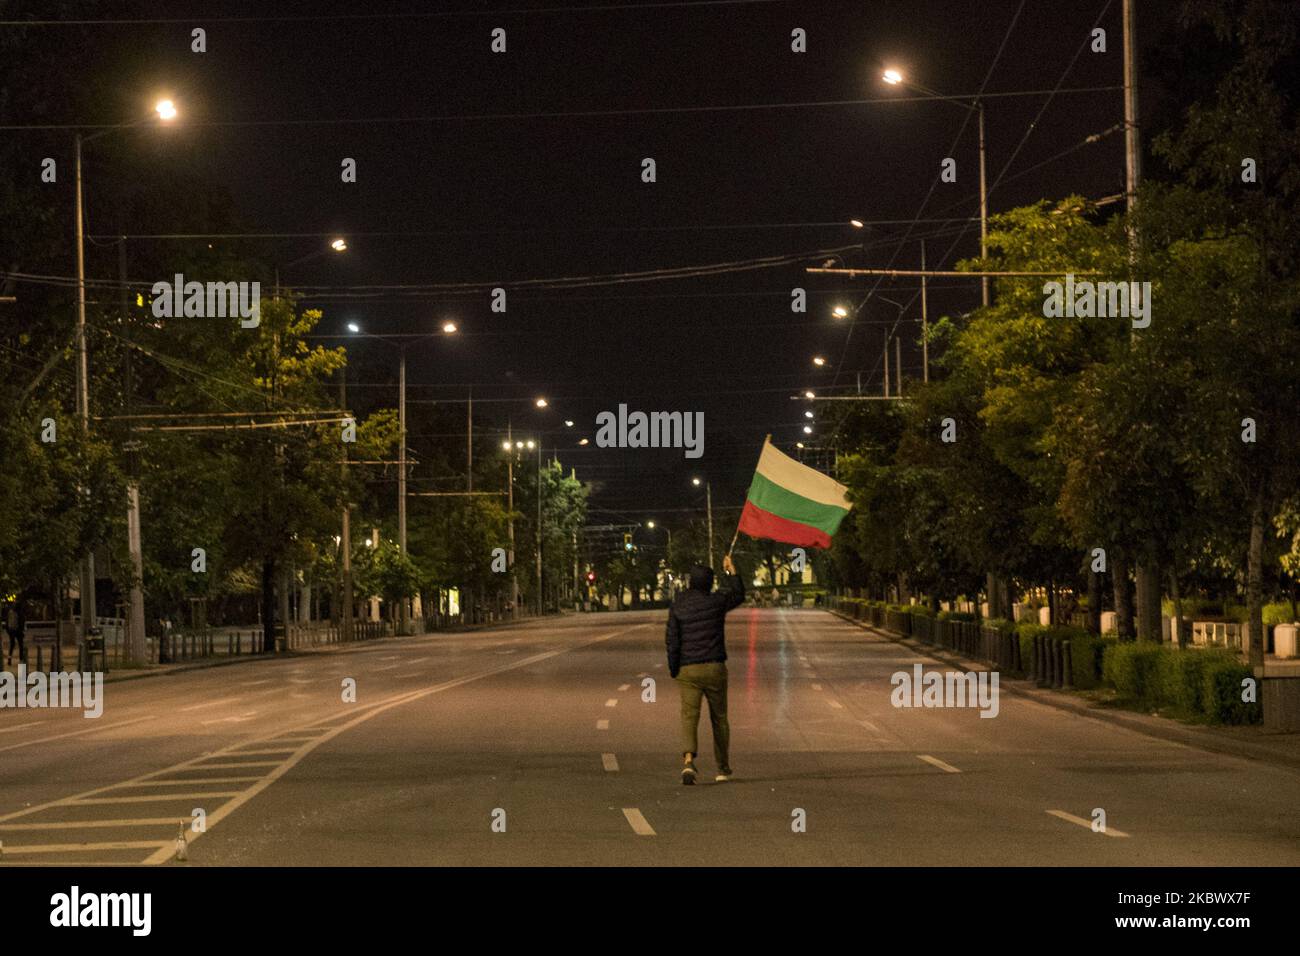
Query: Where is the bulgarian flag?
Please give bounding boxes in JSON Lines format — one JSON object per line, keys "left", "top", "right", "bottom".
{"left": 736, "top": 437, "right": 852, "bottom": 549}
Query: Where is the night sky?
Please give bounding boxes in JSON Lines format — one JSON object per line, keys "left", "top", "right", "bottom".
{"left": 25, "top": 0, "right": 1172, "bottom": 533}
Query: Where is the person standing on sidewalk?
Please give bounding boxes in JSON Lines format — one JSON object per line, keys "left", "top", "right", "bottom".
{"left": 665, "top": 554, "right": 745, "bottom": 785}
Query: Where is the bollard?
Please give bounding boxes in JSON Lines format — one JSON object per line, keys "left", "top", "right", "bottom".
{"left": 36, "top": 645, "right": 43, "bottom": 672}
{"left": 1052, "top": 637, "right": 1063, "bottom": 688}
{"left": 1062, "top": 639, "right": 1074, "bottom": 689}
{"left": 1035, "top": 634, "right": 1049, "bottom": 687}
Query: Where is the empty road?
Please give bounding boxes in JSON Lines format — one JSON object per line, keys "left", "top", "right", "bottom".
{"left": 1, "top": 608, "right": 1296, "bottom": 866}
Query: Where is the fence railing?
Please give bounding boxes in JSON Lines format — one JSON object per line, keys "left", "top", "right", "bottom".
{"left": 830, "top": 597, "right": 1024, "bottom": 675}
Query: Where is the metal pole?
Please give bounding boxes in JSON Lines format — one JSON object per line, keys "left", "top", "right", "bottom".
{"left": 536, "top": 443, "right": 542, "bottom": 616}
{"left": 121, "top": 239, "right": 146, "bottom": 664}
{"left": 506, "top": 421, "right": 518, "bottom": 619}
{"left": 920, "top": 239, "right": 929, "bottom": 383}
{"left": 706, "top": 482, "right": 714, "bottom": 572}
{"left": 978, "top": 102, "right": 989, "bottom": 308}
{"left": 397, "top": 348, "right": 408, "bottom": 634}
{"left": 340, "top": 374, "right": 353, "bottom": 641}
{"left": 895, "top": 334, "right": 902, "bottom": 398}
{"left": 883, "top": 335, "right": 890, "bottom": 397}
{"left": 467, "top": 386, "right": 473, "bottom": 492}
{"left": 1123, "top": 0, "right": 1141, "bottom": 222}
{"left": 74, "top": 133, "right": 96, "bottom": 661}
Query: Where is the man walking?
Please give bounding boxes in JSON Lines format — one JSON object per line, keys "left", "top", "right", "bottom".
{"left": 666, "top": 554, "right": 745, "bottom": 785}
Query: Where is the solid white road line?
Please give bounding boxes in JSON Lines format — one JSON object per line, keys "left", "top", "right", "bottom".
{"left": 601, "top": 753, "right": 619, "bottom": 772}
{"left": 0, "top": 714, "right": 156, "bottom": 755}
{"left": 596, "top": 719, "right": 610, "bottom": 730}
{"left": 0, "top": 840, "right": 170, "bottom": 855}
{"left": 917, "top": 754, "right": 962, "bottom": 774}
{"left": 68, "top": 792, "right": 242, "bottom": 804}
{"left": 0, "top": 818, "right": 181, "bottom": 831}
{"left": 605, "top": 698, "right": 618, "bottom": 708}
{"left": 0, "top": 720, "right": 46, "bottom": 735}
{"left": 1047, "top": 809, "right": 1130, "bottom": 838}
{"left": 622, "top": 808, "right": 656, "bottom": 836}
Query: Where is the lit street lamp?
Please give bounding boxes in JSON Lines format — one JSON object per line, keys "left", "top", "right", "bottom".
{"left": 74, "top": 97, "right": 179, "bottom": 666}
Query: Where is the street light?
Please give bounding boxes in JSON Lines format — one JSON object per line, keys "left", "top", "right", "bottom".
{"left": 330, "top": 237, "right": 348, "bottom": 252}
{"left": 881, "top": 65, "right": 989, "bottom": 307}
{"left": 692, "top": 478, "right": 714, "bottom": 571}
{"left": 442, "top": 320, "right": 458, "bottom": 334}
{"left": 813, "top": 356, "right": 827, "bottom": 367}
{"left": 832, "top": 304, "right": 849, "bottom": 319}
{"left": 535, "top": 398, "right": 548, "bottom": 409}
{"left": 74, "top": 97, "right": 179, "bottom": 666}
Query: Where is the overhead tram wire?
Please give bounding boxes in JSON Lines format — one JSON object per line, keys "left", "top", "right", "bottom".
{"left": 0, "top": 86, "right": 1126, "bottom": 132}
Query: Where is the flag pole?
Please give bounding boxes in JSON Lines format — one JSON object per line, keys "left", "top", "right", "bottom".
{"left": 728, "top": 434, "right": 770, "bottom": 558}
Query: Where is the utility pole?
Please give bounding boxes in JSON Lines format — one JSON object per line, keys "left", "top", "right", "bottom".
{"left": 536, "top": 442, "right": 543, "bottom": 616}
{"left": 978, "top": 102, "right": 989, "bottom": 308}
{"left": 339, "top": 373, "right": 353, "bottom": 641}
{"left": 506, "top": 420, "right": 517, "bottom": 620}
{"left": 895, "top": 335, "right": 902, "bottom": 398}
{"left": 120, "top": 239, "right": 146, "bottom": 664}
{"left": 920, "top": 239, "right": 930, "bottom": 383}
{"left": 467, "top": 387, "right": 473, "bottom": 492}
{"left": 73, "top": 133, "right": 96, "bottom": 664}
{"left": 397, "top": 348, "right": 408, "bottom": 635}
{"left": 883, "top": 336, "right": 890, "bottom": 397}
{"left": 706, "top": 481, "right": 714, "bottom": 572}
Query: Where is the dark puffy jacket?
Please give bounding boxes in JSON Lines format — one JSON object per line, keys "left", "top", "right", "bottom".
{"left": 665, "top": 565, "right": 745, "bottom": 678}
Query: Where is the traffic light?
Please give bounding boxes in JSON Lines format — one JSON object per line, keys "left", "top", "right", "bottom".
{"left": 623, "top": 533, "right": 633, "bottom": 551}
{"left": 586, "top": 571, "right": 596, "bottom": 584}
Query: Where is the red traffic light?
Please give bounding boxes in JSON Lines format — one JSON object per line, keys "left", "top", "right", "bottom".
{"left": 586, "top": 571, "right": 596, "bottom": 582}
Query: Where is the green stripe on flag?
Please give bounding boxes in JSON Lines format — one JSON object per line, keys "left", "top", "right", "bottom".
{"left": 746, "top": 471, "right": 849, "bottom": 537}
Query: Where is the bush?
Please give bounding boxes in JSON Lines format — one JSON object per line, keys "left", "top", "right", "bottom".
{"left": 1102, "top": 642, "right": 1166, "bottom": 707}
{"left": 1201, "top": 657, "right": 1262, "bottom": 724}
{"left": 1152, "top": 647, "right": 1242, "bottom": 716}
{"left": 940, "top": 610, "right": 978, "bottom": 623}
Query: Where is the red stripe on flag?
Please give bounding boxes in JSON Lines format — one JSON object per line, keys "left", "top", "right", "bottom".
{"left": 737, "top": 500, "right": 833, "bottom": 549}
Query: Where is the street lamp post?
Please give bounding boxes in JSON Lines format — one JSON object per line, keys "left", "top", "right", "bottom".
{"left": 73, "top": 99, "right": 178, "bottom": 666}
{"left": 347, "top": 323, "right": 457, "bottom": 634}
{"left": 883, "top": 70, "right": 989, "bottom": 307}
{"left": 693, "top": 478, "right": 714, "bottom": 571}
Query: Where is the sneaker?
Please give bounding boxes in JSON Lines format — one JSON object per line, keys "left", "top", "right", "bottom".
{"left": 681, "top": 760, "right": 697, "bottom": 785}
{"left": 715, "top": 769, "right": 733, "bottom": 783}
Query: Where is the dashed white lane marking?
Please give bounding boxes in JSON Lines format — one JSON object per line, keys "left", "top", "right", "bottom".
{"left": 811, "top": 683, "right": 823, "bottom": 691}
{"left": 244, "top": 679, "right": 273, "bottom": 686}
{"left": 636, "top": 672, "right": 649, "bottom": 678}
{"left": 0, "top": 714, "right": 155, "bottom": 755}
{"left": 178, "top": 697, "right": 239, "bottom": 712}
{"left": 827, "top": 700, "right": 844, "bottom": 709}
{"left": 407, "top": 657, "right": 429, "bottom": 665}
{"left": 605, "top": 698, "right": 618, "bottom": 708}
{"left": 601, "top": 753, "right": 619, "bottom": 772}
{"left": 200, "top": 711, "right": 258, "bottom": 726}
{"left": 618, "top": 683, "right": 630, "bottom": 692}
{"left": 0, "top": 720, "right": 46, "bottom": 735}
{"left": 1047, "top": 809, "right": 1130, "bottom": 838}
{"left": 596, "top": 719, "right": 610, "bottom": 730}
{"left": 917, "top": 754, "right": 962, "bottom": 774}
{"left": 373, "top": 663, "right": 402, "bottom": 672}
{"left": 380, "top": 655, "right": 401, "bottom": 660}
{"left": 622, "top": 808, "right": 656, "bottom": 836}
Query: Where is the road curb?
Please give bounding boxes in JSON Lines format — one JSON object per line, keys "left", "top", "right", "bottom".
{"left": 828, "top": 609, "right": 1300, "bottom": 772}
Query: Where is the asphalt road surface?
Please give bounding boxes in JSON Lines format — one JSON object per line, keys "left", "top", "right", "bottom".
{"left": 2, "top": 608, "right": 1296, "bottom": 866}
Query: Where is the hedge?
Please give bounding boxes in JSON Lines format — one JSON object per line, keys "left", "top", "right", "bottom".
{"left": 1201, "top": 657, "right": 1262, "bottom": 724}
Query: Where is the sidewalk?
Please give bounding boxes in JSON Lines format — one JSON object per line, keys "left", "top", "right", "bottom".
{"left": 830, "top": 610, "right": 1300, "bottom": 772}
